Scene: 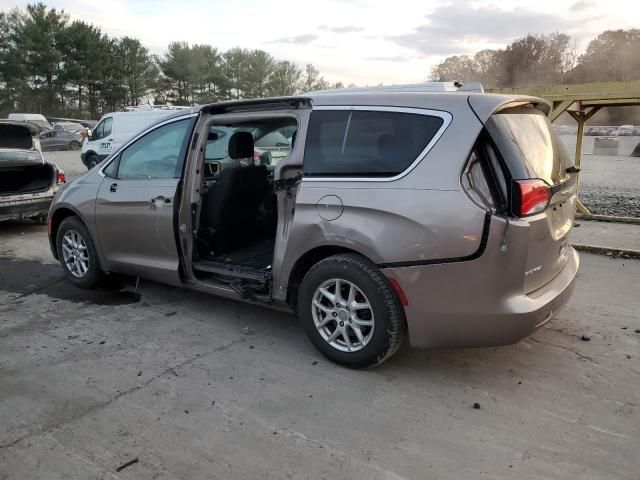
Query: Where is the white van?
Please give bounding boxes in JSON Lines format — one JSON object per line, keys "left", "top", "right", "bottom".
{"left": 81, "top": 110, "right": 177, "bottom": 169}
{"left": 8, "top": 113, "right": 51, "bottom": 130}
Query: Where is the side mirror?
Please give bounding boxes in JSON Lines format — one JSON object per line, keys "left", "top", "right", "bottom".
{"left": 87, "top": 129, "right": 93, "bottom": 140}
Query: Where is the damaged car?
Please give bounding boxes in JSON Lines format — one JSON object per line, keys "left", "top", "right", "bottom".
{"left": 0, "top": 121, "right": 65, "bottom": 223}
{"left": 48, "top": 85, "right": 579, "bottom": 368}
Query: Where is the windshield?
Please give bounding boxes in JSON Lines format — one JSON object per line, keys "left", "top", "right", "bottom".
{"left": 488, "top": 107, "right": 571, "bottom": 185}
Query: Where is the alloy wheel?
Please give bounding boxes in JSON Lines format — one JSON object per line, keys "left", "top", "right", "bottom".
{"left": 311, "top": 278, "right": 375, "bottom": 352}
{"left": 61, "top": 229, "right": 90, "bottom": 278}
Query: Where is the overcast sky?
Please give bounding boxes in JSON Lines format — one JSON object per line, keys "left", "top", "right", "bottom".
{"left": 1, "top": 0, "right": 638, "bottom": 85}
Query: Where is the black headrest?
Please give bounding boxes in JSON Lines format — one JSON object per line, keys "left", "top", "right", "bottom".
{"left": 228, "top": 131, "right": 254, "bottom": 159}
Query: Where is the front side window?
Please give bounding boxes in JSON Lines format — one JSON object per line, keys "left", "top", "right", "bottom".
{"left": 92, "top": 120, "right": 105, "bottom": 140}
{"left": 303, "top": 110, "right": 444, "bottom": 177}
{"left": 116, "top": 118, "right": 192, "bottom": 180}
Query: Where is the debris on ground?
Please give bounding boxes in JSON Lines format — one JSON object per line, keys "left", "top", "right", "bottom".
{"left": 165, "top": 311, "right": 177, "bottom": 317}
{"left": 241, "top": 326, "right": 252, "bottom": 335}
{"left": 581, "top": 335, "right": 591, "bottom": 342}
{"left": 473, "top": 402, "right": 481, "bottom": 410}
{"left": 635, "top": 329, "right": 640, "bottom": 334}
{"left": 99, "top": 340, "right": 105, "bottom": 345}
{"left": 311, "top": 360, "right": 318, "bottom": 365}
{"left": 626, "top": 354, "right": 632, "bottom": 359}
{"left": 137, "top": 370, "right": 142, "bottom": 376}
{"left": 115, "top": 457, "right": 139, "bottom": 472}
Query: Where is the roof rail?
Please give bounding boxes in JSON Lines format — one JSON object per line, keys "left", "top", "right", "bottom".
{"left": 121, "top": 104, "right": 192, "bottom": 112}
{"left": 310, "top": 81, "right": 484, "bottom": 95}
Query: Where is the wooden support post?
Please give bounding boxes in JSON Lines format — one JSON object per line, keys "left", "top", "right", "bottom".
{"left": 567, "top": 107, "right": 600, "bottom": 218}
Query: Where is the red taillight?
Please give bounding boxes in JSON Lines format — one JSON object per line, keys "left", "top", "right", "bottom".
{"left": 57, "top": 169, "right": 66, "bottom": 184}
{"left": 514, "top": 179, "right": 550, "bottom": 216}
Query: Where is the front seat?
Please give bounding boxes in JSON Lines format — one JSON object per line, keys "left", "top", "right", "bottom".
{"left": 201, "top": 131, "right": 268, "bottom": 255}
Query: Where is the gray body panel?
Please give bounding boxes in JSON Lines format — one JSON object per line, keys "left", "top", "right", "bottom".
{"left": 49, "top": 91, "right": 578, "bottom": 351}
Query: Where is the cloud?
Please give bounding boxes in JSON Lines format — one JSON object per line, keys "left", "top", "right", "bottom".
{"left": 267, "top": 34, "right": 318, "bottom": 45}
{"left": 570, "top": 0, "right": 596, "bottom": 11}
{"left": 391, "top": 5, "right": 572, "bottom": 56}
{"left": 318, "top": 25, "right": 365, "bottom": 34}
{"left": 365, "top": 56, "right": 416, "bottom": 62}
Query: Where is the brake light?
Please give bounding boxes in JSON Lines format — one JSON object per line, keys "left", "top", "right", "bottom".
{"left": 57, "top": 169, "right": 66, "bottom": 184}
{"left": 514, "top": 179, "right": 550, "bottom": 216}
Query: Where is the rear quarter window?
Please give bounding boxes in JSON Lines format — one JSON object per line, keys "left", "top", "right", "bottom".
{"left": 303, "top": 109, "right": 444, "bottom": 177}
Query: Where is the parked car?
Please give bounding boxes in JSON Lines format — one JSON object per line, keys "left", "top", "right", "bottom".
{"left": 48, "top": 87, "right": 579, "bottom": 368}
{"left": 0, "top": 121, "right": 65, "bottom": 223}
{"left": 7, "top": 113, "right": 51, "bottom": 130}
{"left": 81, "top": 110, "right": 177, "bottom": 169}
{"left": 39, "top": 129, "right": 83, "bottom": 151}
{"left": 612, "top": 125, "right": 635, "bottom": 136}
{"left": 53, "top": 121, "right": 88, "bottom": 140}
{"left": 585, "top": 126, "right": 612, "bottom": 136}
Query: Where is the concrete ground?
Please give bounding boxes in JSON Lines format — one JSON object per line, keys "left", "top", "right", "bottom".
{"left": 571, "top": 219, "right": 640, "bottom": 252}
{"left": 1, "top": 217, "right": 639, "bottom": 479}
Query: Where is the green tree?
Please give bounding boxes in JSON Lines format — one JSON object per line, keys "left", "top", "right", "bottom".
{"left": 119, "top": 36, "right": 157, "bottom": 106}
{"left": 243, "top": 49, "right": 275, "bottom": 98}
{"left": 57, "top": 20, "right": 103, "bottom": 114}
{"left": 15, "top": 3, "right": 68, "bottom": 112}
{"left": 223, "top": 47, "right": 249, "bottom": 100}
{"left": 573, "top": 29, "right": 640, "bottom": 82}
{"left": 160, "top": 42, "right": 195, "bottom": 105}
{"left": 301, "top": 63, "right": 330, "bottom": 92}
{"left": 267, "top": 60, "right": 301, "bottom": 96}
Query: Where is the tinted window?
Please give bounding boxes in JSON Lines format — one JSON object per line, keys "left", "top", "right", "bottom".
{"left": 487, "top": 108, "right": 570, "bottom": 185}
{"left": 102, "top": 117, "right": 113, "bottom": 138}
{"left": 92, "top": 120, "right": 104, "bottom": 140}
{"left": 304, "top": 110, "right": 444, "bottom": 177}
{"left": 117, "top": 119, "right": 192, "bottom": 180}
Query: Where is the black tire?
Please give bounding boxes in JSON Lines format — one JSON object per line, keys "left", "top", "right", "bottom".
{"left": 69, "top": 141, "right": 81, "bottom": 150}
{"left": 86, "top": 154, "right": 99, "bottom": 169}
{"left": 298, "top": 253, "right": 405, "bottom": 368}
{"left": 56, "top": 216, "right": 102, "bottom": 288}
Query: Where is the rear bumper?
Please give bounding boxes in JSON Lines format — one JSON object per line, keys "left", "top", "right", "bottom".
{"left": 0, "top": 193, "right": 54, "bottom": 222}
{"left": 382, "top": 216, "right": 579, "bottom": 349}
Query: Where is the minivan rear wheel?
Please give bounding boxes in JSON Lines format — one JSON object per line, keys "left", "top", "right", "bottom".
{"left": 298, "top": 253, "right": 405, "bottom": 368}
{"left": 56, "top": 216, "right": 102, "bottom": 288}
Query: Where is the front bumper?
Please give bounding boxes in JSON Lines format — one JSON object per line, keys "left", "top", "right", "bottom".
{"left": 382, "top": 216, "right": 579, "bottom": 349}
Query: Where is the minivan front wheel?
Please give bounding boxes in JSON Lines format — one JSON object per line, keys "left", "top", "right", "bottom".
{"left": 298, "top": 254, "right": 405, "bottom": 368}
{"left": 56, "top": 216, "right": 101, "bottom": 288}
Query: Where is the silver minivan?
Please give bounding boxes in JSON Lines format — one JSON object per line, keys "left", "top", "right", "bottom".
{"left": 48, "top": 86, "right": 579, "bottom": 367}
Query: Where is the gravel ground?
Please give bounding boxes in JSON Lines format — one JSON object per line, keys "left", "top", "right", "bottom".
{"left": 44, "top": 135, "right": 640, "bottom": 218}
{"left": 559, "top": 135, "right": 640, "bottom": 217}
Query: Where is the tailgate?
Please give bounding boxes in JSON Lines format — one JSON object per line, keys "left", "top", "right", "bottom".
{"left": 485, "top": 106, "right": 576, "bottom": 293}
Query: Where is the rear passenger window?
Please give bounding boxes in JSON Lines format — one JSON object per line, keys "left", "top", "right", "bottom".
{"left": 303, "top": 110, "right": 444, "bottom": 177}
